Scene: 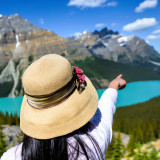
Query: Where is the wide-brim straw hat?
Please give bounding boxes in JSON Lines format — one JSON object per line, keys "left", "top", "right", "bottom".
{"left": 20, "top": 54, "right": 98, "bottom": 139}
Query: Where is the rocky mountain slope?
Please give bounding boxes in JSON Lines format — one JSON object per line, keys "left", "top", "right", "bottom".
{"left": 72, "top": 28, "right": 160, "bottom": 70}
{"left": 0, "top": 14, "right": 91, "bottom": 97}
{"left": 0, "top": 14, "right": 91, "bottom": 64}
{"left": 0, "top": 14, "right": 160, "bottom": 98}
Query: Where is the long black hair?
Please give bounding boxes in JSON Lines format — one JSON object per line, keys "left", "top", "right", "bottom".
{"left": 21, "top": 122, "right": 103, "bottom": 160}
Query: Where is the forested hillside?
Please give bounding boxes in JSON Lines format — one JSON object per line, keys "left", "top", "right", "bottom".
{"left": 1, "top": 96, "right": 160, "bottom": 158}
{"left": 72, "top": 57, "right": 160, "bottom": 89}
{"left": 104, "top": 96, "right": 160, "bottom": 159}
{"left": 113, "top": 96, "right": 160, "bottom": 153}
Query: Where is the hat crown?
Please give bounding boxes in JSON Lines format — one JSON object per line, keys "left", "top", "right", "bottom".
{"left": 22, "top": 54, "right": 73, "bottom": 96}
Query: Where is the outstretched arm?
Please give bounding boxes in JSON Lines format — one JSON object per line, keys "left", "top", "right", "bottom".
{"left": 90, "top": 74, "right": 126, "bottom": 156}
{"left": 98, "top": 74, "right": 127, "bottom": 139}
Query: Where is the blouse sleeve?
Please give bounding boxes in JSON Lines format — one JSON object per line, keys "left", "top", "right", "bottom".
{"left": 98, "top": 88, "right": 117, "bottom": 139}
{"left": 0, "top": 143, "right": 22, "bottom": 160}
{"left": 89, "top": 88, "right": 118, "bottom": 154}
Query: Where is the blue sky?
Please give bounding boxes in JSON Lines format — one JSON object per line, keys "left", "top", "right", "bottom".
{"left": 0, "top": 0, "right": 160, "bottom": 53}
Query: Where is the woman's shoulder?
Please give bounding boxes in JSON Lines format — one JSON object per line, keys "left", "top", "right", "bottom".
{"left": 0, "top": 143, "right": 22, "bottom": 160}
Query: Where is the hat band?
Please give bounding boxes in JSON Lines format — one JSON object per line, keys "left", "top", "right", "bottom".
{"left": 25, "top": 77, "right": 76, "bottom": 109}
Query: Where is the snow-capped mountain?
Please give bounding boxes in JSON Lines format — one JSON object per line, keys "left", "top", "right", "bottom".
{"left": 75, "top": 30, "right": 92, "bottom": 41}
{"left": 0, "top": 14, "right": 160, "bottom": 98}
{"left": 71, "top": 27, "right": 160, "bottom": 68}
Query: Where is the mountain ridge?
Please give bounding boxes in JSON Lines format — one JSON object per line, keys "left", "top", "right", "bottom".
{"left": 0, "top": 14, "right": 160, "bottom": 97}
{"left": 72, "top": 28, "right": 160, "bottom": 70}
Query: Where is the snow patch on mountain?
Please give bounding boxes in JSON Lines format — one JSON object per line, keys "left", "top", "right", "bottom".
{"left": 97, "top": 34, "right": 120, "bottom": 43}
{"left": 14, "top": 34, "right": 22, "bottom": 55}
{"left": 149, "top": 60, "right": 160, "bottom": 66}
{"left": 136, "top": 40, "right": 139, "bottom": 46}
{"left": 15, "top": 35, "right": 21, "bottom": 48}
{"left": 75, "top": 30, "right": 91, "bottom": 40}
{"left": 117, "top": 36, "right": 132, "bottom": 46}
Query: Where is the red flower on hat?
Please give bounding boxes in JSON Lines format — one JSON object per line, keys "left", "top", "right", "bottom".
{"left": 73, "top": 66, "right": 85, "bottom": 83}
{"left": 73, "top": 66, "right": 86, "bottom": 94}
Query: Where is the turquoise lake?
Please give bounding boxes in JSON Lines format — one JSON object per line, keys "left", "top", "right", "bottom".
{"left": 0, "top": 80, "right": 160, "bottom": 116}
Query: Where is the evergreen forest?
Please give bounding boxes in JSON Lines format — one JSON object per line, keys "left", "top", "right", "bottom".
{"left": 0, "top": 95, "right": 160, "bottom": 159}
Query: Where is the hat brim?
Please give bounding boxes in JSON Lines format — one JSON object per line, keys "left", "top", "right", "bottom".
{"left": 20, "top": 76, "right": 98, "bottom": 139}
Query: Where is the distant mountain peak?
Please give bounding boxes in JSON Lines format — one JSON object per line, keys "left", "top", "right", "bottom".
{"left": 74, "top": 30, "right": 92, "bottom": 41}
{"left": 0, "top": 14, "right": 41, "bottom": 35}
{"left": 70, "top": 27, "right": 160, "bottom": 66}
{"left": 0, "top": 14, "right": 43, "bottom": 44}
{"left": 93, "top": 27, "right": 119, "bottom": 38}
{"left": 82, "top": 30, "right": 90, "bottom": 35}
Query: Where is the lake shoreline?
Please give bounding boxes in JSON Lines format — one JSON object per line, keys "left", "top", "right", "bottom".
{"left": 0, "top": 80, "right": 160, "bottom": 116}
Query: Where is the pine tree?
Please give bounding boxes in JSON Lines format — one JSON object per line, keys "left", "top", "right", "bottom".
{"left": 136, "top": 124, "right": 143, "bottom": 143}
{"left": 112, "top": 132, "right": 124, "bottom": 160}
{"left": 16, "top": 131, "right": 24, "bottom": 144}
{"left": 105, "top": 134, "right": 116, "bottom": 159}
{"left": 5, "top": 112, "right": 9, "bottom": 124}
{"left": 149, "top": 124, "right": 155, "bottom": 141}
{"left": 14, "top": 113, "right": 20, "bottom": 126}
{"left": 127, "top": 134, "right": 136, "bottom": 156}
{"left": 0, "top": 125, "right": 6, "bottom": 157}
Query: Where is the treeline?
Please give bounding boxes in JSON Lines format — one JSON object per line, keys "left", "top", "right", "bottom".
{"left": 0, "top": 111, "right": 20, "bottom": 126}
{"left": 113, "top": 96, "right": 160, "bottom": 152}
{"left": 105, "top": 132, "right": 160, "bottom": 160}
{"left": 105, "top": 132, "right": 124, "bottom": 159}
{"left": 0, "top": 125, "right": 6, "bottom": 157}
{"left": 72, "top": 57, "right": 160, "bottom": 89}
{"left": 0, "top": 111, "right": 20, "bottom": 156}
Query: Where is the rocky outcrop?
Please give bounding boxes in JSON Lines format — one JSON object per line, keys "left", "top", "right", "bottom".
{"left": 113, "top": 132, "right": 130, "bottom": 148}
{"left": 0, "top": 14, "right": 91, "bottom": 97}
{"left": 2, "top": 125, "right": 22, "bottom": 150}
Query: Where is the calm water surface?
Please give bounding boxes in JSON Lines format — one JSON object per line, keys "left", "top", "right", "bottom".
{"left": 0, "top": 81, "right": 160, "bottom": 116}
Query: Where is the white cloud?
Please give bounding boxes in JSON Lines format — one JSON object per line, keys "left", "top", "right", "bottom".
{"left": 152, "top": 29, "right": 160, "bottom": 34}
{"left": 68, "top": 0, "right": 107, "bottom": 8}
{"left": 135, "top": 0, "right": 158, "bottom": 13}
{"left": 123, "top": 18, "right": 157, "bottom": 32}
{"left": 106, "top": 1, "right": 118, "bottom": 6}
{"left": 95, "top": 23, "right": 106, "bottom": 28}
{"left": 146, "top": 34, "right": 160, "bottom": 40}
{"left": 39, "top": 18, "right": 44, "bottom": 24}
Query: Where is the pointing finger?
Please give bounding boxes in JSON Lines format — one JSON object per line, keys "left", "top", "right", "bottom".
{"left": 117, "top": 74, "right": 122, "bottom": 78}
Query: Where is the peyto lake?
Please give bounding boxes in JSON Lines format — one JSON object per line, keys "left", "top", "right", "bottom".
{"left": 0, "top": 80, "right": 160, "bottom": 116}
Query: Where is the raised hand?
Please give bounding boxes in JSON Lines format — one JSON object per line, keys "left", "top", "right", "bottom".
{"left": 108, "top": 74, "right": 127, "bottom": 90}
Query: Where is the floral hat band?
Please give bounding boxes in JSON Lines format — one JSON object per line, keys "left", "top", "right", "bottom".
{"left": 73, "top": 66, "right": 86, "bottom": 94}
{"left": 25, "top": 66, "right": 87, "bottom": 109}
